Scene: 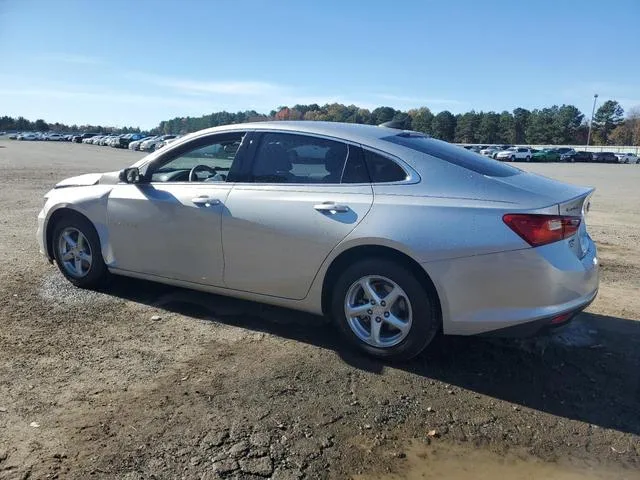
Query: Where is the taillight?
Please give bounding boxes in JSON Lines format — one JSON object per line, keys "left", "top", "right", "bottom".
{"left": 503, "top": 214, "right": 581, "bottom": 247}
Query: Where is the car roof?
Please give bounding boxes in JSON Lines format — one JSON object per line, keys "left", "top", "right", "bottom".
{"left": 185, "top": 121, "right": 404, "bottom": 145}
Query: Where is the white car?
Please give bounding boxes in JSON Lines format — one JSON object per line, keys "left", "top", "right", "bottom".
{"left": 496, "top": 147, "right": 533, "bottom": 162}
{"left": 615, "top": 153, "right": 639, "bottom": 164}
{"left": 128, "top": 136, "right": 153, "bottom": 150}
{"left": 45, "top": 133, "right": 65, "bottom": 141}
{"left": 480, "top": 147, "right": 500, "bottom": 158}
{"left": 156, "top": 136, "right": 182, "bottom": 150}
{"left": 140, "top": 135, "right": 176, "bottom": 152}
{"left": 17, "top": 133, "right": 38, "bottom": 141}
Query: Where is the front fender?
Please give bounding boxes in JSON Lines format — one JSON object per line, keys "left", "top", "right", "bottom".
{"left": 39, "top": 186, "right": 114, "bottom": 262}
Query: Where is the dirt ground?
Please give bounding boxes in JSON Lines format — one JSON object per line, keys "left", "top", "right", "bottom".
{"left": 0, "top": 140, "right": 639, "bottom": 480}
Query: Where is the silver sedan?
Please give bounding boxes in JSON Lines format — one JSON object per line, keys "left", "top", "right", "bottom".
{"left": 37, "top": 121, "right": 599, "bottom": 360}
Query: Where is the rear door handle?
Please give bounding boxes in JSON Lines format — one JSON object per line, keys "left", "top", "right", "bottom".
{"left": 314, "top": 202, "right": 349, "bottom": 213}
{"left": 192, "top": 196, "right": 221, "bottom": 206}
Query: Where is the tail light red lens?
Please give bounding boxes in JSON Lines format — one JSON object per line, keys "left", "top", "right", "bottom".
{"left": 503, "top": 214, "right": 581, "bottom": 247}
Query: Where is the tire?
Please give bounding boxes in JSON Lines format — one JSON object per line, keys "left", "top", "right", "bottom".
{"left": 52, "top": 214, "right": 109, "bottom": 288}
{"left": 331, "top": 258, "right": 440, "bottom": 361}
{"left": 510, "top": 155, "right": 515, "bottom": 162}
{"left": 525, "top": 156, "right": 531, "bottom": 162}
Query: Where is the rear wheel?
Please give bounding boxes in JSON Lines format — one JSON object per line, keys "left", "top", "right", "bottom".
{"left": 525, "top": 156, "right": 531, "bottom": 162}
{"left": 52, "top": 214, "right": 108, "bottom": 288}
{"left": 331, "top": 258, "right": 440, "bottom": 361}
{"left": 510, "top": 155, "right": 516, "bottom": 162}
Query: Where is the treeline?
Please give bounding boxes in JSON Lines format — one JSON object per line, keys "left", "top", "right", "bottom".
{"left": 3, "top": 99, "right": 639, "bottom": 146}
{"left": 154, "top": 100, "right": 640, "bottom": 146}
{"left": 0, "top": 116, "right": 141, "bottom": 135}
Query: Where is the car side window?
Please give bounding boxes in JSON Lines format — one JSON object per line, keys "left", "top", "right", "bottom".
{"left": 147, "top": 132, "right": 245, "bottom": 183}
{"left": 249, "top": 132, "right": 356, "bottom": 184}
{"left": 363, "top": 150, "right": 408, "bottom": 183}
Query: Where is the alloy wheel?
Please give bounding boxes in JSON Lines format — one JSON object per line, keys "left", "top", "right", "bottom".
{"left": 57, "top": 227, "right": 93, "bottom": 278}
{"left": 344, "top": 275, "right": 413, "bottom": 348}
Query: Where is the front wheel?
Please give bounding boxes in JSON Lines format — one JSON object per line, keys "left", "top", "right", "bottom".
{"left": 331, "top": 258, "right": 440, "bottom": 361}
{"left": 525, "top": 156, "right": 531, "bottom": 162}
{"left": 52, "top": 214, "right": 108, "bottom": 288}
{"left": 510, "top": 155, "right": 516, "bottom": 162}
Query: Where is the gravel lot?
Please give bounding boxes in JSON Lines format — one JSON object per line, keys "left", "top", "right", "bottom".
{"left": 0, "top": 140, "right": 639, "bottom": 479}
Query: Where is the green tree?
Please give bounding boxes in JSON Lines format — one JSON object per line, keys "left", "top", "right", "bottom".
{"left": 477, "top": 111, "right": 500, "bottom": 143}
{"left": 431, "top": 111, "right": 456, "bottom": 141}
{"left": 553, "top": 105, "right": 584, "bottom": 144}
{"left": 371, "top": 106, "right": 396, "bottom": 125}
{"left": 454, "top": 111, "right": 480, "bottom": 143}
{"left": 593, "top": 100, "right": 624, "bottom": 144}
{"left": 526, "top": 107, "right": 557, "bottom": 144}
{"left": 407, "top": 107, "right": 434, "bottom": 134}
{"left": 497, "top": 111, "right": 514, "bottom": 143}
{"left": 34, "top": 119, "right": 49, "bottom": 131}
{"left": 512, "top": 108, "right": 531, "bottom": 144}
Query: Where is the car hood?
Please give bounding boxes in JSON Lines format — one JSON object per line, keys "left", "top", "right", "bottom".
{"left": 54, "top": 171, "right": 121, "bottom": 188}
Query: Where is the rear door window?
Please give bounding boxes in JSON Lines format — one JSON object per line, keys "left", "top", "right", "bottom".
{"left": 249, "top": 132, "right": 362, "bottom": 184}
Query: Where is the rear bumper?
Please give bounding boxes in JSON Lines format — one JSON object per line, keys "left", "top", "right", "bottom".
{"left": 480, "top": 289, "right": 596, "bottom": 337}
{"left": 423, "top": 237, "right": 599, "bottom": 336}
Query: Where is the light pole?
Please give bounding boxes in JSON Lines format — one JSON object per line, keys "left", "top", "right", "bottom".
{"left": 587, "top": 93, "right": 598, "bottom": 147}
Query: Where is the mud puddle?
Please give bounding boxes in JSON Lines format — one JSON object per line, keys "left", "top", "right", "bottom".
{"left": 361, "top": 441, "right": 640, "bottom": 480}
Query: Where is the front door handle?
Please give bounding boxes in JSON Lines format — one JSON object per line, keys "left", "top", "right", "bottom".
{"left": 314, "top": 202, "right": 349, "bottom": 213}
{"left": 192, "top": 196, "right": 221, "bottom": 206}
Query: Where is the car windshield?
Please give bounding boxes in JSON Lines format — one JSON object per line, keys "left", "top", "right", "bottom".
{"left": 382, "top": 134, "right": 520, "bottom": 177}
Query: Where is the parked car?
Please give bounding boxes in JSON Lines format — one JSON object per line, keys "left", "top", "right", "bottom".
{"left": 37, "top": 121, "right": 598, "bottom": 360}
{"left": 591, "top": 152, "right": 619, "bottom": 163}
{"left": 562, "top": 151, "right": 593, "bottom": 162}
{"left": 45, "top": 133, "right": 65, "bottom": 141}
{"left": 116, "top": 133, "right": 146, "bottom": 149}
{"left": 531, "top": 148, "right": 560, "bottom": 162}
{"left": 73, "top": 133, "right": 98, "bottom": 143}
{"left": 140, "top": 134, "right": 176, "bottom": 152}
{"left": 462, "top": 145, "right": 481, "bottom": 153}
{"left": 8, "top": 133, "right": 19, "bottom": 140}
{"left": 156, "top": 136, "right": 182, "bottom": 150}
{"left": 107, "top": 135, "right": 123, "bottom": 147}
{"left": 615, "top": 152, "right": 639, "bottom": 164}
{"left": 99, "top": 135, "right": 116, "bottom": 146}
{"left": 128, "top": 136, "right": 154, "bottom": 151}
{"left": 480, "top": 147, "right": 500, "bottom": 158}
{"left": 18, "top": 133, "right": 38, "bottom": 141}
{"left": 555, "top": 147, "right": 576, "bottom": 157}
{"left": 496, "top": 147, "right": 533, "bottom": 162}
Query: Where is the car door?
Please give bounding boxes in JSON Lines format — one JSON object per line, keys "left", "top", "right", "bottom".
{"left": 107, "top": 131, "right": 249, "bottom": 286}
{"left": 221, "top": 131, "right": 374, "bottom": 299}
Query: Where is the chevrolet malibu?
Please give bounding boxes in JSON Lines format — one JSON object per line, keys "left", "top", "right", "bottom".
{"left": 37, "top": 122, "right": 599, "bottom": 360}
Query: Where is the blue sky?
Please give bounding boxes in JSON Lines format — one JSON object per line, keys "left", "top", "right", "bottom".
{"left": 1, "top": 0, "right": 639, "bottom": 129}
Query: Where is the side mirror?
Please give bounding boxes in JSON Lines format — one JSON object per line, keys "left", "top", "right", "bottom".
{"left": 119, "top": 167, "right": 141, "bottom": 184}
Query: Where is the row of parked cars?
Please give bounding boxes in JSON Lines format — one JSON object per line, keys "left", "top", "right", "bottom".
{"left": 6, "top": 132, "right": 69, "bottom": 141}
{"left": 80, "top": 133, "right": 179, "bottom": 151}
{"left": 5, "top": 131, "right": 181, "bottom": 152}
{"left": 466, "top": 145, "right": 639, "bottom": 164}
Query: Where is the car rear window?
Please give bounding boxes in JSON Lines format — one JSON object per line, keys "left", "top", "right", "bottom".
{"left": 382, "top": 134, "right": 520, "bottom": 177}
